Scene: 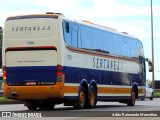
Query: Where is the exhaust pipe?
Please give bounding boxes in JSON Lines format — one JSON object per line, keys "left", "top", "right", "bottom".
{"left": 12, "top": 92, "right": 18, "bottom": 97}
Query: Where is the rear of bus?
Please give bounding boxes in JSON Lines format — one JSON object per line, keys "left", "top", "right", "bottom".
{"left": 2, "top": 13, "right": 65, "bottom": 108}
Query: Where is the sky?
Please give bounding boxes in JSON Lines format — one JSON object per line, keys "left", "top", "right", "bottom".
{"left": 0, "top": 0, "right": 160, "bottom": 81}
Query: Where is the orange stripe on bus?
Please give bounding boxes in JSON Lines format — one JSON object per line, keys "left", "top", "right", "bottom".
{"left": 98, "top": 87, "right": 131, "bottom": 94}
{"left": 64, "top": 86, "right": 79, "bottom": 93}
{"left": 64, "top": 85, "right": 145, "bottom": 95}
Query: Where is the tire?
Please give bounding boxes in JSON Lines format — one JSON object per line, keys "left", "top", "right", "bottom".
{"left": 24, "top": 100, "right": 38, "bottom": 110}
{"left": 74, "top": 86, "right": 86, "bottom": 109}
{"left": 27, "top": 106, "right": 37, "bottom": 110}
{"left": 38, "top": 101, "right": 55, "bottom": 110}
{"left": 141, "top": 97, "right": 145, "bottom": 100}
{"left": 87, "top": 86, "right": 97, "bottom": 109}
{"left": 150, "top": 92, "right": 154, "bottom": 100}
{"left": 141, "top": 94, "right": 145, "bottom": 100}
{"left": 127, "top": 89, "right": 136, "bottom": 106}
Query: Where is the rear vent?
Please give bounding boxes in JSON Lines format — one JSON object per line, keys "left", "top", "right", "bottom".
{"left": 55, "top": 13, "right": 63, "bottom": 15}
{"left": 46, "top": 12, "right": 55, "bottom": 14}
{"left": 122, "top": 32, "right": 128, "bottom": 34}
{"left": 46, "top": 12, "right": 63, "bottom": 15}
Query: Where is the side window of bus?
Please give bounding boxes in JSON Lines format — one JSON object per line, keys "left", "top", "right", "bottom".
{"left": 92, "top": 29, "right": 103, "bottom": 51}
{"left": 103, "top": 31, "right": 112, "bottom": 54}
{"left": 137, "top": 41, "right": 144, "bottom": 57}
{"left": 112, "top": 34, "right": 122, "bottom": 56}
{"left": 130, "top": 39, "right": 138, "bottom": 58}
{"left": 122, "top": 37, "right": 131, "bottom": 57}
{"left": 81, "top": 25, "right": 92, "bottom": 50}
{"left": 63, "top": 21, "right": 72, "bottom": 46}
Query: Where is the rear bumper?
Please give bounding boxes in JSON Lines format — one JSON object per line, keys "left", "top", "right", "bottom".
{"left": 3, "top": 81, "right": 64, "bottom": 100}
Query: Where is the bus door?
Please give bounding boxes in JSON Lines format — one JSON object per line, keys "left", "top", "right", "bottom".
{"left": 138, "top": 56, "right": 146, "bottom": 85}
{"left": 71, "top": 24, "right": 80, "bottom": 48}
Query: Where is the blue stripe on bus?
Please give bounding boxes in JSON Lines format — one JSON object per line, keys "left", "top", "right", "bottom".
{"left": 97, "top": 96, "right": 130, "bottom": 101}
{"left": 6, "top": 66, "right": 141, "bottom": 86}
{"left": 63, "top": 66, "right": 140, "bottom": 86}
{"left": 6, "top": 66, "right": 57, "bottom": 85}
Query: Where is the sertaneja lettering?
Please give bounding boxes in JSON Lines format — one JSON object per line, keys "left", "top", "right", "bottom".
{"left": 92, "top": 57, "right": 123, "bottom": 71}
{"left": 11, "top": 26, "right": 51, "bottom": 32}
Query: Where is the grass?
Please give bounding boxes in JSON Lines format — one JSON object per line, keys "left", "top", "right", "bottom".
{"left": 0, "top": 97, "right": 16, "bottom": 102}
{"left": 154, "top": 91, "right": 160, "bottom": 97}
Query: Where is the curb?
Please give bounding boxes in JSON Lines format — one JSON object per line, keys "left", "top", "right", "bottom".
{"left": 153, "top": 96, "right": 160, "bottom": 98}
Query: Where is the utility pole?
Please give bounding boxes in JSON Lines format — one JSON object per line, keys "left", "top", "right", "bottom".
{"left": 151, "top": 0, "right": 155, "bottom": 89}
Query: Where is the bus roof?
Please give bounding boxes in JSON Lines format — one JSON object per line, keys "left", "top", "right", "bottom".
{"left": 6, "top": 12, "right": 140, "bottom": 42}
{"left": 6, "top": 12, "right": 64, "bottom": 21}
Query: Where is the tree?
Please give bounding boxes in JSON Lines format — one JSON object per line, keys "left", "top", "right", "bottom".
{"left": 0, "top": 27, "right": 2, "bottom": 68}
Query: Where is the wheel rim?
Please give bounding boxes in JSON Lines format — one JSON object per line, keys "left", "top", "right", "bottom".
{"left": 131, "top": 91, "right": 136, "bottom": 104}
{"left": 79, "top": 89, "right": 85, "bottom": 107}
{"left": 90, "top": 89, "right": 95, "bottom": 106}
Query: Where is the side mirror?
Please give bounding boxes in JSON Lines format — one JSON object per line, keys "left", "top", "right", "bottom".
{"left": 146, "top": 58, "right": 152, "bottom": 72}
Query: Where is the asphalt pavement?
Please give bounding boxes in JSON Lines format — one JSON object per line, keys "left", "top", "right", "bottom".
{"left": 0, "top": 98, "right": 160, "bottom": 118}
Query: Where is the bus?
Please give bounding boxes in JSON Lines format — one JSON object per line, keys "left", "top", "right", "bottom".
{"left": 2, "top": 12, "right": 152, "bottom": 110}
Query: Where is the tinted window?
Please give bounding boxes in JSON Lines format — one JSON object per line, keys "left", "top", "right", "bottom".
{"left": 103, "top": 31, "right": 113, "bottom": 53}
{"left": 63, "top": 20, "right": 143, "bottom": 58}
{"left": 92, "top": 29, "right": 103, "bottom": 51}
{"left": 137, "top": 41, "right": 144, "bottom": 57}
{"left": 122, "top": 37, "right": 131, "bottom": 57}
{"left": 112, "top": 34, "right": 122, "bottom": 55}
{"left": 63, "top": 21, "right": 72, "bottom": 46}
{"left": 130, "top": 39, "right": 138, "bottom": 57}
{"left": 81, "top": 25, "right": 92, "bottom": 49}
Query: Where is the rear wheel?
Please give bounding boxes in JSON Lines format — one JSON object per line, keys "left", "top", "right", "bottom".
{"left": 24, "top": 100, "right": 38, "bottom": 110}
{"left": 127, "top": 89, "right": 136, "bottom": 106}
{"left": 27, "top": 106, "right": 37, "bottom": 110}
{"left": 74, "top": 86, "right": 86, "bottom": 109}
{"left": 141, "top": 93, "right": 146, "bottom": 100}
{"left": 38, "top": 101, "right": 55, "bottom": 110}
{"left": 87, "top": 86, "right": 97, "bottom": 108}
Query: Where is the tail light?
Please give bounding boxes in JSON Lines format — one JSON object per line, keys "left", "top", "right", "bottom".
{"left": 3, "top": 67, "right": 6, "bottom": 80}
{"left": 57, "top": 64, "right": 63, "bottom": 82}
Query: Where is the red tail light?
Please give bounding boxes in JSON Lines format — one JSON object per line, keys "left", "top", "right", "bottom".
{"left": 57, "top": 64, "right": 63, "bottom": 81}
{"left": 57, "top": 64, "right": 62, "bottom": 76}
{"left": 3, "top": 67, "right": 6, "bottom": 80}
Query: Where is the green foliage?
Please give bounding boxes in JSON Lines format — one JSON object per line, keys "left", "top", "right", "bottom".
{"left": 154, "top": 91, "right": 160, "bottom": 97}
{"left": 0, "top": 97, "right": 16, "bottom": 102}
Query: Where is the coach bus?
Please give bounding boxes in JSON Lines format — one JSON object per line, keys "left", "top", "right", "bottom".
{"left": 2, "top": 13, "right": 152, "bottom": 110}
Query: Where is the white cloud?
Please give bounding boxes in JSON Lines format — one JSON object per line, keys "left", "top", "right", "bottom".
{"left": 8, "top": 0, "right": 153, "bottom": 18}
{"left": 0, "top": 0, "right": 157, "bottom": 22}
{"left": 1, "top": 0, "right": 159, "bottom": 41}
{"left": 0, "top": 0, "right": 158, "bottom": 41}
{"left": 153, "top": 6, "right": 160, "bottom": 16}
